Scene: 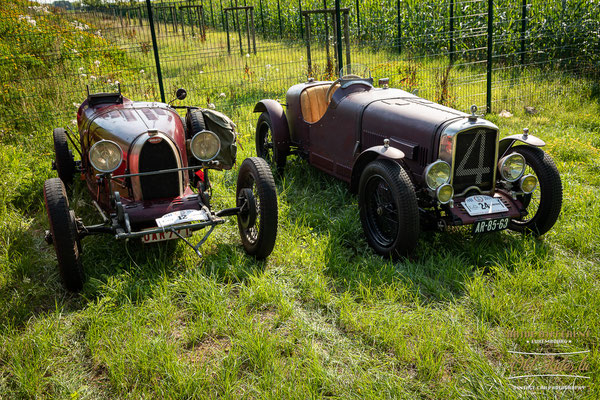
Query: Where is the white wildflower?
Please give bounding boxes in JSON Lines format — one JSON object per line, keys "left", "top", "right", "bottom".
{"left": 90, "top": 75, "right": 97, "bottom": 81}
{"left": 208, "top": 103, "right": 216, "bottom": 109}
{"left": 199, "top": 70, "right": 204, "bottom": 74}
{"left": 78, "top": 67, "right": 84, "bottom": 73}
{"left": 140, "top": 69, "right": 145, "bottom": 74}
{"left": 71, "top": 119, "right": 77, "bottom": 125}
{"left": 265, "top": 64, "right": 271, "bottom": 69}
{"left": 246, "top": 53, "right": 250, "bottom": 58}
{"left": 73, "top": 103, "right": 80, "bottom": 107}
{"left": 80, "top": 74, "right": 86, "bottom": 78}
{"left": 94, "top": 60, "right": 101, "bottom": 67}
{"left": 219, "top": 92, "right": 226, "bottom": 97}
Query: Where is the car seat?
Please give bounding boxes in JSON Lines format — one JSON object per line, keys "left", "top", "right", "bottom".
{"left": 300, "top": 83, "right": 339, "bottom": 123}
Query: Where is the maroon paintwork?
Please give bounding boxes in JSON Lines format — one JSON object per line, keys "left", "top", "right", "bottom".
{"left": 255, "top": 77, "right": 545, "bottom": 230}
{"left": 76, "top": 96, "right": 200, "bottom": 227}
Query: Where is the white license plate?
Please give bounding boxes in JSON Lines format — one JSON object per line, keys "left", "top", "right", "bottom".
{"left": 473, "top": 217, "right": 510, "bottom": 234}
{"left": 155, "top": 209, "right": 208, "bottom": 228}
{"left": 461, "top": 195, "right": 508, "bottom": 216}
{"left": 142, "top": 228, "right": 193, "bottom": 243}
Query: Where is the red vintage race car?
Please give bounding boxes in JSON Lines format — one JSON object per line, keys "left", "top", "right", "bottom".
{"left": 45, "top": 87, "right": 278, "bottom": 291}
{"left": 254, "top": 64, "right": 562, "bottom": 257}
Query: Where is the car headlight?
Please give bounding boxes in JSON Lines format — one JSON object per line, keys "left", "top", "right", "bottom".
{"left": 520, "top": 174, "right": 537, "bottom": 194}
{"left": 89, "top": 140, "right": 123, "bottom": 173}
{"left": 498, "top": 153, "right": 526, "bottom": 182}
{"left": 436, "top": 183, "right": 454, "bottom": 204}
{"left": 190, "top": 130, "right": 221, "bottom": 162}
{"left": 425, "top": 160, "right": 451, "bottom": 190}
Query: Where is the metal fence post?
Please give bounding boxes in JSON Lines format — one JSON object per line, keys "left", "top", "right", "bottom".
{"left": 355, "top": 0, "right": 360, "bottom": 38}
{"left": 486, "top": 0, "right": 493, "bottom": 113}
{"left": 521, "top": 0, "right": 527, "bottom": 66}
{"left": 145, "top": 0, "right": 165, "bottom": 103}
{"left": 397, "top": 0, "right": 402, "bottom": 54}
{"left": 449, "top": 0, "right": 454, "bottom": 64}
{"left": 334, "top": 0, "right": 343, "bottom": 72}
{"left": 277, "top": 0, "right": 283, "bottom": 38}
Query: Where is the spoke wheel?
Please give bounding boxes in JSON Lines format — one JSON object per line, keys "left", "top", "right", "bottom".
{"left": 53, "top": 128, "right": 76, "bottom": 185}
{"left": 43, "top": 178, "right": 84, "bottom": 291}
{"left": 358, "top": 160, "right": 419, "bottom": 257}
{"left": 236, "top": 157, "right": 278, "bottom": 259}
{"left": 256, "top": 112, "right": 286, "bottom": 172}
{"left": 508, "top": 146, "right": 562, "bottom": 236}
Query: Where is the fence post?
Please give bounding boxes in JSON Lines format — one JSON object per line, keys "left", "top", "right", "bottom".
{"left": 299, "top": 0, "right": 303, "bottom": 39}
{"left": 334, "top": 0, "right": 343, "bottom": 72}
{"left": 449, "top": 0, "right": 454, "bottom": 64}
{"left": 486, "top": 0, "right": 493, "bottom": 113}
{"left": 355, "top": 0, "right": 360, "bottom": 38}
{"left": 145, "top": 0, "right": 165, "bottom": 103}
{"left": 277, "top": 0, "right": 283, "bottom": 38}
{"left": 521, "top": 0, "right": 527, "bottom": 66}
{"left": 396, "top": 0, "right": 401, "bottom": 54}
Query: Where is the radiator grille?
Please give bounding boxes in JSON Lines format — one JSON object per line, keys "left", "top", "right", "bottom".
{"left": 452, "top": 128, "right": 497, "bottom": 194}
{"left": 139, "top": 140, "right": 180, "bottom": 200}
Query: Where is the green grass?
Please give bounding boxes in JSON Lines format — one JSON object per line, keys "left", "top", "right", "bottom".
{"left": 1, "top": 2, "right": 600, "bottom": 399}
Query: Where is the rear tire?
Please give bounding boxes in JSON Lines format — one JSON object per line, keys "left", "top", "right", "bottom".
{"left": 256, "top": 112, "right": 287, "bottom": 172}
{"left": 53, "top": 128, "right": 75, "bottom": 185}
{"left": 236, "top": 157, "right": 278, "bottom": 259}
{"left": 44, "top": 178, "right": 84, "bottom": 291}
{"left": 358, "top": 160, "right": 420, "bottom": 257}
{"left": 507, "top": 146, "right": 562, "bottom": 236}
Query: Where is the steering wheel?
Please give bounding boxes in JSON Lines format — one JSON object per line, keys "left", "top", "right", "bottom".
{"left": 326, "top": 75, "right": 364, "bottom": 103}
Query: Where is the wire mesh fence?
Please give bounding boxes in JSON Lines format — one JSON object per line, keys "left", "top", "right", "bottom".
{"left": 1, "top": 0, "right": 598, "bottom": 135}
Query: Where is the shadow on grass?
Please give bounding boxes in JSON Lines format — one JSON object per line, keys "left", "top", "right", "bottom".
{"left": 275, "top": 156, "right": 554, "bottom": 305}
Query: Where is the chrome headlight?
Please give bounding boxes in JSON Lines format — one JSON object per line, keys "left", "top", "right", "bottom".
{"left": 190, "top": 130, "right": 220, "bottom": 162}
{"left": 436, "top": 183, "right": 454, "bottom": 204}
{"left": 498, "top": 153, "right": 525, "bottom": 182}
{"left": 520, "top": 174, "right": 537, "bottom": 194}
{"left": 425, "top": 160, "right": 451, "bottom": 190}
{"left": 89, "top": 140, "right": 123, "bottom": 173}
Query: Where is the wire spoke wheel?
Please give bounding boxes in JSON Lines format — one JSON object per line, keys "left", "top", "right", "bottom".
{"left": 236, "top": 157, "right": 278, "bottom": 259}
{"left": 358, "top": 160, "right": 419, "bottom": 258}
{"left": 508, "top": 146, "right": 562, "bottom": 236}
{"left": 255, "top": 112, "right": 287, "bottom": 172}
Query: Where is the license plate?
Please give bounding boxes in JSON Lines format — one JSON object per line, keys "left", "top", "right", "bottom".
{"left": 461, "top": 195, "right": 508, "bottom": 216}
{"left": 473, "top": 217, "right": 510, "bottom": 234}
{"left": 155, "top": 209, "right": 208, "bottom": 228}
{"left": 142, "top": 227, "right": 194, "bottom": 243}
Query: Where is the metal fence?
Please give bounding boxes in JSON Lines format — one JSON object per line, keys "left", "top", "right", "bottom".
{"left": 1, "top": 0, "right": 598, "bottom": 134}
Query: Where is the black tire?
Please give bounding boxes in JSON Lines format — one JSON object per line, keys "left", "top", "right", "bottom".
{"left": 236, "top": 157, "right": 278, "bottom": 259}
{"left": 43, "top": 178, "right": 84, "bottom": 291}
{"left": 53, "top": 128, "right": 75, "bottom": 185}
{"left": 256, "top": 112, "right": 287, "bottom": 172}
{"left": 185, "top": 109, "right": 206, "bottom": 139}
{"left": 507, "top": 146, "right": 562, "bottom": 236}
{"left": 358, "top": 160, "right": 420, "bottom": 257}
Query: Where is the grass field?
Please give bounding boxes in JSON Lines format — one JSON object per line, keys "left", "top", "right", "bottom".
{"left": 1, "top": 2, "right": 600, "bottom": 399}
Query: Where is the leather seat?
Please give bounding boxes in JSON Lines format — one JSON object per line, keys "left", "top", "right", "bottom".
{"left": 300, "top": 83, "right": 339, "bottom": 123}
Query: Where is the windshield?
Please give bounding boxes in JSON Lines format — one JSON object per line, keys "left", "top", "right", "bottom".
{"left": 339, "top": 64, "right": 371, "bottom": 80}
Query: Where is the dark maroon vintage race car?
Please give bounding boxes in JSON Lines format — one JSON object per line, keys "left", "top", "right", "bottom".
{"left": 45, "top": 87, "right": 278, "bottom": 291}
{"left": 254, "top": 65, "right": 562, "bottom": 257}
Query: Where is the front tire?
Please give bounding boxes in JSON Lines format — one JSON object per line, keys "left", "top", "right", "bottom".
{"left": 358, "top": 160, "right": 420, "bottom": 257}
{"left": 508, "top": 146, "right": 562, "bottom": 236}
{"left": 43, "top": 178, "right": 84, "bottom": 291}
{"left": 53, "top": 128, "right": 76, "bottom": 185}
{"left": 236, "top": 157, "right": 278, "bottom": 259}
{"left": 256, "top": 112, "right": 287, "bottom": 172}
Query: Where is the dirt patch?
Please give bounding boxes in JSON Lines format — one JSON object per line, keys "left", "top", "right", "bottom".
{"left": 183, "top": 336, "right": 231, "bottom": 364}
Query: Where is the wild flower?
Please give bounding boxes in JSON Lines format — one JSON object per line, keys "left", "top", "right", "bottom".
{"left": 266, "top": 64, "right": 271, "bottom": 69}
{"left": 94, "top": 60, "right": 100, "bottom": 67}
{"left": 219, "top": 92, "right": 226, "bottom": 97}
{"left": 140, "top": 69, "right": 145, "bottom": 74}
{"left": 208, "top": 103, "right": 215, "bottom": 109}
{"left": 246, "top": 53, "right": 250, "bottom": 58}
{"left": 80, "top": 74, "right": 86, "bottom": 78}
{"left": 78, "top": 67, "right": 85, "bottom": 73}
{"left": 90, "top": 75, "right": 97, "bottom": 81}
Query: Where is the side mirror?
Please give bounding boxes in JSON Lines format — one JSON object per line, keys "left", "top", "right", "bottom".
{"left": 175, "top": 88, "right": 187, "bottom": 100}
